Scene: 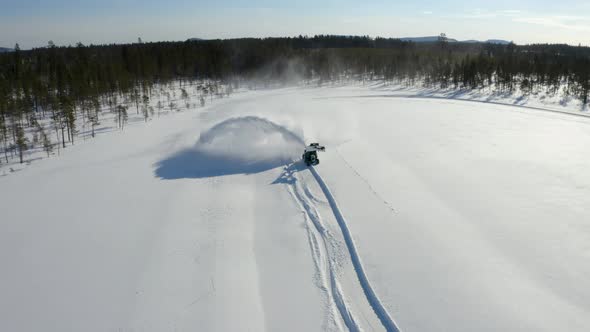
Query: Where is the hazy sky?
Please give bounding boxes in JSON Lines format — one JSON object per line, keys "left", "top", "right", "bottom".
{"left": 2, "top": 0, "right": 590, "bottom": 49}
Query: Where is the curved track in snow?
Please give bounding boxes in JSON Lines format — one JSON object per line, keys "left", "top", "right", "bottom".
{"left": 280, "top": 163, "right": 359, "bottom": 331}
{"left": 279, "top": 159, "right": 401, "bottom": 332}
{"left": 309, "top": 167, "right": 401, "bottom": 332}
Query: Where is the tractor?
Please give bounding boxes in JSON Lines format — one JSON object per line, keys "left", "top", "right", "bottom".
{"left": 302, "top": 143, "right": 325, "bottom": 166}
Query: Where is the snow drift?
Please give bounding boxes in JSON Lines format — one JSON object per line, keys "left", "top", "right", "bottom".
{"left": 155, "top": 116, "right": 304, "bottom": 179}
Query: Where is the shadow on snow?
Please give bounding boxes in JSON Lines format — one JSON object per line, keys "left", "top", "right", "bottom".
{"left": 271, "top": 161, "right": 307, "bottom": 185}
{"left": 154, "top": 148, "right": 300, "bottom": 179}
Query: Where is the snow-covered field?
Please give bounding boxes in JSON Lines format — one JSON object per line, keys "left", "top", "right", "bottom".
{"left": 2, "top": 86, "right": 590, "bottom": 331}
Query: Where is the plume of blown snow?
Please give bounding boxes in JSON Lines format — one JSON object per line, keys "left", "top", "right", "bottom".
{"left": 195, "top": 116, "right": 304, "bottom": 164}
{"left": 155, "top": 116, "right": 305, "bottom": 179}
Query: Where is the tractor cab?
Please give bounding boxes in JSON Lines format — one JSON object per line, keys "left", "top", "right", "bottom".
{"left": 302, "top": 143, "right": 325, "bottom": 166}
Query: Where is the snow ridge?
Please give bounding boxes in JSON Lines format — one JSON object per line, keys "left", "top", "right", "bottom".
{"left": 340, "top": 94, "right": 590, "bottom": 119}
{"left": 310, "top": 167, "right": 401, "bottom": 332}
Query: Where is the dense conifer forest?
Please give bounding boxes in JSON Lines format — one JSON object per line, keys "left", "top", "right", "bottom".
{"left": 1, "top": 35, "right": 589, "bottom": 164}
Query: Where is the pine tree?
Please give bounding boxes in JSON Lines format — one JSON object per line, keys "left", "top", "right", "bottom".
{"left": 142, "top": 94, "right": 150, "bottom": 122}
{"left": 88, "top": 97, "right": 101, "bottom": 137}
{"left": 65, "top": 99, "right": 77, "bottom": 145}
{"left": 115, "top": 105, "right": 128, "bottom": 130}
{"left": 0, "top": 115, "right": 4, "bottom": 164}
{"left": 156, "top": 100, "right": 163, "bottom": 116}
{"left": 131, "top": 88, "right": 140, "bottom": 114}
{"left": 34, "top": 121, "right": 54, "bottom": 157}
{"left": 14, "top": 124, "right": 27, "bottom": 164}
{"left": 0, "top": 96, "right": 8, "bottom": 163}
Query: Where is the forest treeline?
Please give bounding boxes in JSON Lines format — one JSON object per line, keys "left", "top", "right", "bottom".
{"left": 1, "top": 35, "right": 590, "bottom": 164}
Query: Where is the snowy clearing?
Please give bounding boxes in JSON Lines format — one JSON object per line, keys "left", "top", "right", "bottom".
{"left": 1, "top": 86, "right": 590, "bottom": 331}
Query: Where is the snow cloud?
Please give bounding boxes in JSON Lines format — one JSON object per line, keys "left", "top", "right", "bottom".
{"left": 155, "top": 116, "right": 304, "bottom": 179}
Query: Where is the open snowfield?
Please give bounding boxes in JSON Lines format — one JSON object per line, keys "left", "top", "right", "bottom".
{"left": 2, "top": 86, "right": 590, "bottom": 331}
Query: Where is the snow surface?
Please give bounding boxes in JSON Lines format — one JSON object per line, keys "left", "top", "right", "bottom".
{"left": 2, "top": 86, "right": 590, "bottom": 331}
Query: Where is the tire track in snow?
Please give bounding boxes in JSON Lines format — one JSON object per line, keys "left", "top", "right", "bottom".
{"left": 308, "top": 166, "right": 401, "bottom": 332}
{"left": 214, "top": 115, "right": 399, "bottom": 331}
{"left": 281, "top": 164, "right": 359, "bottom": 332}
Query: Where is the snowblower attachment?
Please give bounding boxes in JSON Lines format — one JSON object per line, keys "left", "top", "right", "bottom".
{"left": 302, "top": 143, "right": 325, "bottom": 166}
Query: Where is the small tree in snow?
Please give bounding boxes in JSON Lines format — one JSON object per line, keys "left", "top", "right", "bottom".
{"left": 88, "top": 97, "right": 101, "bottom": 138}
{"left": 156, "top": 100, "right": 163, "bottom": 116}
{"left": 42, "top": 130, "right": 53, "bottom": 157}
{"left": 115, "top": 105, "right": 128, "bottom": 130}
{"left": 142, "top": 94, "right": 150, "bottom": 122}
{"left": 14, "top": 124, "right": 27, "bottom": 164}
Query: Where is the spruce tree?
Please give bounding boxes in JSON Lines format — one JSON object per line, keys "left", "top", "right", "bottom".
{"left": 142, "top": 95, "right": 150, "bottom": 122}
{"left": 14, "top": 124, "right": 27, "bottom": 164}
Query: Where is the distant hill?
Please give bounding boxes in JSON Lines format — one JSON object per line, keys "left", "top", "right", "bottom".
{"left": 462, "top": 39, "right": 511, "bottom": 45}
{"left": 484, "top": 39, "right": 511, "bottom": 45}
{"left": 0, "top": 47, "right": 14, "bottom": 53}
{"left": 401, "top": 36, "right": 511, "bottom": 45}
{"left": 400, "top": 36, "right": 458, "bottom": 43}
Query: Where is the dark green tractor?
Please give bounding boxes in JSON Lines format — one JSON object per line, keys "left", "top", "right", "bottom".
{"left": 302, "top": 143, "right": 325, "bottom": 166}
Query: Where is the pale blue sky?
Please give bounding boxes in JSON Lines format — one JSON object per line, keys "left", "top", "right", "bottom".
{"left": 1, "top": 0, "right": 589, "bottom": 49}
